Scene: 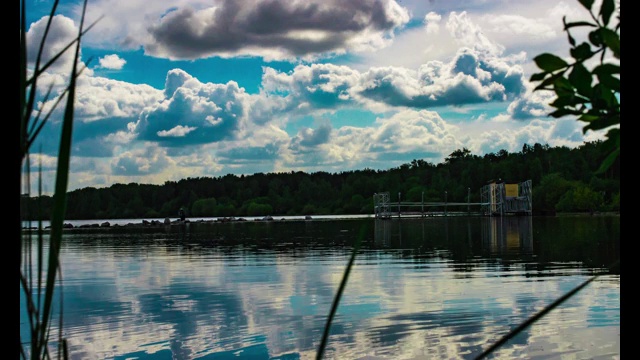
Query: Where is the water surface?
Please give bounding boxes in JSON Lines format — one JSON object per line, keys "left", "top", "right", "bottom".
{"left": 20, "top": 216, "right": 620, "bottom": 359}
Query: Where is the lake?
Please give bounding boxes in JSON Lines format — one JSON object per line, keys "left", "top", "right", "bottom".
{"left": 20, "top": 215, "right": 620, "bottom": 359}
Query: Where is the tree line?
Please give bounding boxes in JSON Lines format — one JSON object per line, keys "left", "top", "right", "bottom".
{"left": 22, "top": 141, "right": 620, "bottom": 221}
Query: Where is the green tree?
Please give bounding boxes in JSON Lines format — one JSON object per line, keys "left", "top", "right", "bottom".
{"left": 532, "top": 173, "right": 573, "bottom": 211}
{"left": 301, "top": 203, "right": 317, "bottom": 215}
{"left": 214, "top": 203, "right": 237, "bottom": 217}
{"left": 609, "top": 191, "right": 620, "bottom": 211}
{"left": 247, "top": 202, "right": 274, "bottom": 216}
{"left": 191, "top": 197, "right": 217, "bottom": 217}
{"left": 530, "top": 0, "right": 619, "bottom": 172}
{"left": 556, "top": 182, "right": 604, "bottom": 212}
{"left": 344, "top": 194, "right": 366, "bottom": 214}
{"left": 405, "top": 186, "right": 426, "bottom": 202}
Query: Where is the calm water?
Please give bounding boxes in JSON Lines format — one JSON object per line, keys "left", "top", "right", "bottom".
{"left": 20, "top": 216, "right": 620, "bottom": 360}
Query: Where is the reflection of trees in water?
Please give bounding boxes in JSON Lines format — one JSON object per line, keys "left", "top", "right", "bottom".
{"left": 370, "top": 216, "right": 618, "bottom": 270}
{"left": 62, "top": 215, "right": 618, "bottom": 269}
{"left": 532, "top": 216, "right": 619, "bottom": 271}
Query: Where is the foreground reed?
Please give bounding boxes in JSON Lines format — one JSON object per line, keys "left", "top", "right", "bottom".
{"left": 20, "top": 1, "right": 98, "bottom": 358}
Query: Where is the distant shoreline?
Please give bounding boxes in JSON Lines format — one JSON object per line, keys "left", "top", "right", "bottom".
{"left": 21, "top": 214, "right": 374, "bottom": 230}
{"left": 21, "top": 211, "right": 619, "bottom": 231}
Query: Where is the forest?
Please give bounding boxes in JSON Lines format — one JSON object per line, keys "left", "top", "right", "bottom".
{"left": 22, "top": 141, "right": 620, "bottom": 220}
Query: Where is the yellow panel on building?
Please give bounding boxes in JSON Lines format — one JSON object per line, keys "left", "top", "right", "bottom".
{"left": 505, "top": 183, "right": 519, "bottom": 197}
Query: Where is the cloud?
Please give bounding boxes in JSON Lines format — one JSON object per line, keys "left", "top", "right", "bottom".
{"left": 550, "top": 117, "right": 587, "bottom": 142}
{"left": 466, "top": 116, "right": 592, "bottom": 157}
{"left": 157, "top": 125, "right": 197, "bottom": 137}
{"left": 507, "top": 89, "right": 554, "bottom": 120}
{"left": 370, "top": 109, "right": 460, "bottom": 155}
{"left": 289, "top": 123, "right": 333, "bottom": 154}
{"left": 22, "top": 153, "right": 59, "bottom": 172}
{"left": 483, "top": 14, "right": 556, "bottom": 40}
{"left": 297, "top": 123, "right": 333, "bottom": 147}
{"left": 424, "top": 12, "right": 442, "bottom": 35}
{"left": 358, "top": 48, "right": 525, "bottom": 107}
{"left": 261, "top": 63, "right": 360, "bottom": 113}
{"left": 26, "top": 14, "right": 83, "bottom": 73}
{"left": 261, "top": 47, "right": 527, "bottom": 114}
{"left": 30, "top": 73, "right": 164, "bottom": 160}
{"left": 97, "top": 54, "right": 127, "bottom": 70}
{"left": 446, "top": 11, "right": 505, "bottom": 56}
{"left": 36, "top": 74, "right": 164, "bottom": 126}
{"left": 280, "top": 109, "right": 462, "bottom": 171}
{"left": 473, "top": 129, "right": 519, "bottom": 156}
{"left": 23, "top": 0, "right": 617, "bottom": 196}
{"left": 217, "top": 143, "right": 281, "bottom": 164}
{"left": 72, "top": 136, "right": 120, "bottom": 157}
{"left": 129, "top": 0, "right": 410, "bottom": 61}
{"left": 75, "top": 77, "right": 165, "bottom": 121}
{"left": 111, "top": 146, "right": 172, "bottom": 175}
{"left": 132, "top": 69, "right": 251, "bottom": 146}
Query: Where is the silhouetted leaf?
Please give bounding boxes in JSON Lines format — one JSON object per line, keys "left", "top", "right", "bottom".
{"left": 533, "top": 53, "right": 569, "bottom": 72}
{"left": 605, "top": 127, "right": 620, "bottom": 145}
{"left": 562, "top": 17, "right": 576, "bottom": 46}
{"left": 577, "top": 0, "right": 594, "bottom": 10}
{"left": 569, "top": 63, "right": 592, "bottom": 97}
{"left": 596, "top": 147, "right": 619, "bottom": 173}
{"left": 549, "top": 108, "right": 580, "bottom": 118}
{"left": 595, "top": 131, "right": 619, "bottom": 173}
{"left": 529, "top": 72, "right": 547, "bottom": 82}
{"left": 600, "top": 28, "right": 620, "bottom": 58}
{"left": 529, "top": 0, "right": 619, "bottom": 204}
{"left": 593, "top": 63, "right": 620, "bottom": 75}
{"left": 553, "top": 77, "right": 575, "bottom": 97}
{"left": 551, "top": 94, "right": 588, "bottom": 108}
{"left": 591, "top": 83, "right": 619, "bottom": 108}
{"left": 564, "top": 21, "right": 597, "bottom": 29}
{"left": 588, "top": 29, "right": 603, "bottom": 46}
{"left": 578, "top": 114, "right": 600, "bottom": 122}
{"left": 596, "top": 73, "right": 620, "bottom": 92}
{"left": 570, "top": 42, "right": 593, "bottom": 61}
{"left": 584, "top": 113, "right": 620, "bottom": 132}
{"left": 534, "top": 72, "right": 563, "bottom": 91}
{"left": 600, "top": 0, "right": 615, "bottom": 26}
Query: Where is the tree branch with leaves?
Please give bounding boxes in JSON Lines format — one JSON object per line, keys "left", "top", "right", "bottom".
{"left": 530, "top": 0, "right": 619, "bottom": 173}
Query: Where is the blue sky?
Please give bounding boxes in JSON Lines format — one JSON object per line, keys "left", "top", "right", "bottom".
{"left": 23, "top": 0, "right": 618, "bottom": 194}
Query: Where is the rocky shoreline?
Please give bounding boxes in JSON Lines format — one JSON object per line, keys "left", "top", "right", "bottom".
{"left": 23, "top": 211, "right": 618, "bottom": 231}
{"left": 22, "top": 215, "right": 315, "bottom": 230}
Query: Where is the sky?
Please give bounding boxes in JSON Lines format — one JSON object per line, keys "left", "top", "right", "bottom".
{"left": 22, "top": 0, "right": 619, "bottom": 195}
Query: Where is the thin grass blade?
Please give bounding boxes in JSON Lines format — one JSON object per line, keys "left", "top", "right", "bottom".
{"left": 26, "top": 17, "right": 101, "bottom": 87}
{"left": 27, "top": 63, "right": 93, "bottom": 154}
{"left": 22, "top": 0, "right": 60, "bottom": 156}
{"left": 316, "top": 223, "right": 369, "bottom": 360}
{"left": 38, "top": 1, "right": 88, "bottom": 355}
{"left": 475, "top": 259, "right": 619, "bottom": 359}
{"left": 20, "top": 0, "right": 28, "bottom": 160}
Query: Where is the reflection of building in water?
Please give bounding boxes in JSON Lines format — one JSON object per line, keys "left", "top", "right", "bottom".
{"left": 374, "top": 218, "right": 394, "bottom": 248}
{"left": 481, "top": 216, "right": 533, "bottom": 254}
{"left": 373, "top": 217, "right": 532, "bottom": 256}
{"left": 373, "top": 218, "right": 444, "bottom": 249}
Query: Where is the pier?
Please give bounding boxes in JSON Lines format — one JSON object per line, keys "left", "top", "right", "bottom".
{"left": 373, "top": 180, "right": 532, "bottom": 219}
